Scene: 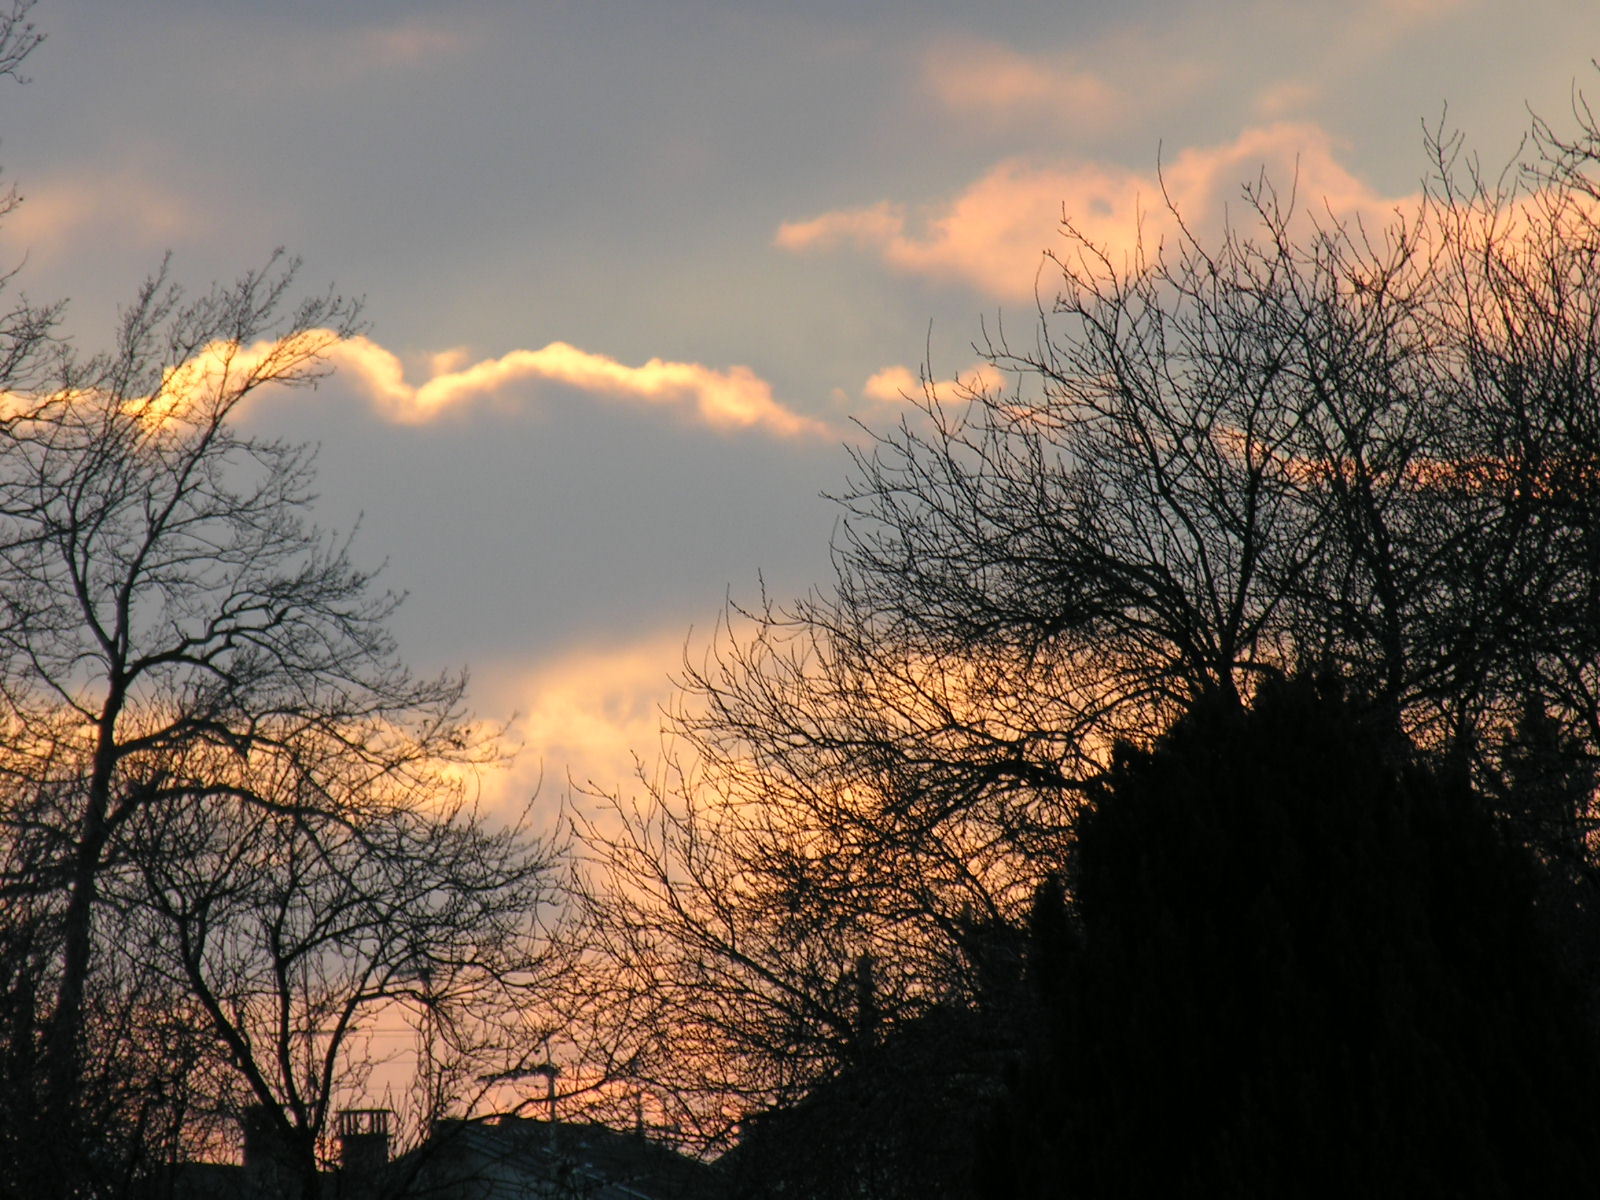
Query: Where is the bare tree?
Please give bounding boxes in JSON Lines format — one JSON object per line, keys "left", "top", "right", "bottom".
{"left": 0, "top": 14, "right": 571, "bottom": 1196}
{"left": 574, "top": 98, "right": 1600, "bottom": 1154}
{"left": 0, "top": 769, "right": 212, "bottom": 1197}
{"left": 569, "top": 768, "right": 886, "bottom": 1150}
{"left": 0, "top": 257, "right": 585, "bottom": 1192}
{"left": 820, "top": 128, "right": 1600, "bottom": 769}
{"left": 122, "top": 787, "right": 563, "bottom": 1200}
{"left": 0, "top": 247, "right": 584, "bottom": 1198}
{"left": 568, "top": 643, "right": 1048, "bottom": 1152}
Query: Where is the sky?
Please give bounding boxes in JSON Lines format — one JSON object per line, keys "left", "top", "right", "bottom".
{"left": 3, "top": 0, "right": 1598, "bottom": 813}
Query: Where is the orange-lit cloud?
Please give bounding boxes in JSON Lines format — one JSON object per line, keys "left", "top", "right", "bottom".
{"left": 346, "top": 17, "right": 474, "bottom": 71}
{"left": 0, "top": 328, "right": 342, "bottom": 430}
{"left": 1253, "top": 81, "right": 1320, "bottom": 120}
{"left": 221, "top": 16, "right": 480, "bottom": 94}
{"left": 3, "top": 167, "right": 203, "bottom": 262}
{"left": 5, "top": 327, "right": 829, "bottom": 444}
{"left": 1249, "top": 0, "right": 1468, "bottom": 118}
{"left": 919, "top": 38, "right": 1120, "bottom": 129}
{"left": 467, "top": 631, "right": 693, "bottom": 819}
{"left": 861, "top": 361, "right": 1005, "bottom": 406}
{"left": 776, "top": 124, "right": 1417, "bottom": 303}
{"left": 326, "top": 336, "right": 830, "bottom": 439}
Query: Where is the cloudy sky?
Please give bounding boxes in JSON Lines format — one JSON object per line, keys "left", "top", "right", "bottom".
{"left": 3, "top": 0, "right": 1597, "bottom": 810}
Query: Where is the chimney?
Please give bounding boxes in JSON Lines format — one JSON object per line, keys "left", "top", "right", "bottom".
{"left": 241, "top": 1105, "right": 292, "bottom": 1176}
{"left": 336, "top": 1108, "right": 392, "bottom": 1176}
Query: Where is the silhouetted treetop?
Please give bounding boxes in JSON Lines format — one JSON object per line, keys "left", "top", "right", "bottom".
{"left": 982, "top": 677, "right": 1600, "bottom": 1199}
{"left": 583, "top": 90, "right": 1600, "bottom": 1166}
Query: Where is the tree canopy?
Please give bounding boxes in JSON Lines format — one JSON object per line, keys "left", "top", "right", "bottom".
{"left": 577, "top": 96, "right": 1600, "bottom": 1154}
{"left": 981, "top": 678, "right": 1600, "bottom": 1198}
{"left": 0, "top": 14, "right": 565, "bottom": 1196}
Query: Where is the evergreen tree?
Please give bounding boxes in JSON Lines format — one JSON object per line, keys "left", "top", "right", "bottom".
{"left": 982, "top": 678, "right": 1600, "bottom": 1198}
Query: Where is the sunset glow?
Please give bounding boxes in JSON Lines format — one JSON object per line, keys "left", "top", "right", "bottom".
{"left": 6, "top": 1, "right": 1600, "bottom": 1182}
{"left": 326, "top": 336, "right": 828, "bottom": 438}
{"left": 0, "top": 0, "right": 1589, "bottom": 891}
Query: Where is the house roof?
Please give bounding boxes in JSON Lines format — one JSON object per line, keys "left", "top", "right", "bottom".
{"left": 401, "top": 1115, "right": 713, "bottom": 1200}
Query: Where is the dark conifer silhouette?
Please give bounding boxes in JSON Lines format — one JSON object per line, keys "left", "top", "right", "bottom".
{"left": 576, "top": 91, "right": 1600, "bottom": 1149}
{"left": 981, "top": 678, "right": 1600, "bottom": 1198}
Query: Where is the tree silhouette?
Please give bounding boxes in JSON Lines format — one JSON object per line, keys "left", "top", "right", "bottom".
{"left": 579, "top": 94, "right": 1600, "bottom": 1145}
{"left": 981, "top": 678, "right": 1600, "bottom": 1198}
{"left": 0, "top": 15, "right": 565, "bottom": 1195}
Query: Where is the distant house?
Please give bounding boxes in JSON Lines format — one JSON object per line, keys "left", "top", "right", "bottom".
{"left": 403, "top": 1114, "right": 711, "bottom": 1200}
{"left": 173, "top": 1108, "right": 713, "bottom": 1200}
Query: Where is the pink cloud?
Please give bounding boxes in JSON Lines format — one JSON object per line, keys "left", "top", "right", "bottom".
{"left": 861, "top": 361, "right": 1005, "bottom": 405}
{"left": 327, "top": 336, "right": 830, "bottom": 439}
{"left": 919, "top": 38, "right": 1121, "bottom": 129}
{"left": 2, "top": 167, "right": 204, "bottom": 263}
{"left": 467, "top": 631, "right": 692, "bottom": 816}
{"left": 217, "top": 16, "right": 480, "bottom": 94}
{"left": 776, "top": 124, "right": 1418, "bottom": 303}
{"left": 350, "top": 18, "right": 473, "bottom": 70}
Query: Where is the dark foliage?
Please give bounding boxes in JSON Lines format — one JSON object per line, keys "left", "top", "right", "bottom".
{"left": 0, "top": 13, "right": 564, "bottom": 1197}
{"left": 720, "top": 1001, "right": 1013, "bottom": 1200}
{"left": 981, "top": 678, "right": 1600, "bottom": 1198}
{"left": 576, "top": 93, "right": 1600, "bottom": 1151}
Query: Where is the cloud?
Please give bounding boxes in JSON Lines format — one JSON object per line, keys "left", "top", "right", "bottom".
{"left": 860, "top": 364, "right": 922, "bottom": 404}
{"left": 1248, "top": 0, "right": 1471, "bottom": 119}
{"left": 861, "top": 361, "right": 1006, "bottom": 406}
{"left": 212, "top": 15, "right": 480, "bottom": 94}
{"left": 2, "top": 166, "right": 204, "bottom": 263}
{"left": 776, "top": 123, "right": 1417, "bottom": 303}
{"left": 919, "top": 38, "right": 1120, "bottom": 129}
{"left": 67, "top": 330, "right": 826, "bottom": 443}
{"left": 467, "top": 631, "right": 693, "bottom": 817}
{"left": 326, "top": 336, "right": 829, "bottom": 439}
{"left": 347, "top": 18, "right": 474, "bottom": 72}
{"left": 1254, "top": 80, "right": 1320, "bottom": 120}
{"left": 775, "top": 165, "right": 1071, "bottom": 302}
{"left": 0, "top": 328, "right": 346, "bottom": 429}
